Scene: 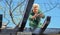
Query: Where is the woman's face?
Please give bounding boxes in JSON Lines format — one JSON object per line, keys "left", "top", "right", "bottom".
{"left": 33, "top": 6, "right": 39, "bottom": 14}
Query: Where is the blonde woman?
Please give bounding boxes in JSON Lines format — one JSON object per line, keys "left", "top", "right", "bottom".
{"left": 29, "top": 4, "right": 45, "bottom": 30}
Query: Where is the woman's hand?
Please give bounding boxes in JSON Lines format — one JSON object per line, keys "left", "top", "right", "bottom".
{"left": 32, "top": 14, "right": 38, "bottom": 19}
{"left": 38, "top": 14, "right": 44, "bottom": 18}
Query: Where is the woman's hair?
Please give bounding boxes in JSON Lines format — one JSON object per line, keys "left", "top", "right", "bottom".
{"left": 33, "top": 4, "right": 39, "bottom": 7}
{"left": 32, "top": 3, "right": 39, "bottom": 9}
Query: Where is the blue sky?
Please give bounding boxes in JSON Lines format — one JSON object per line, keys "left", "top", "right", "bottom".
{"left": 0, "top": 0, "right": 60, "bottom": 28}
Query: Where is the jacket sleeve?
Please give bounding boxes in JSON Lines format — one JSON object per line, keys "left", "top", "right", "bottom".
{"left": 39, "top": 10, "right": 45, "bottom": 19}
{"left": 29, "top": 14, "right": 33, "bottom": 21}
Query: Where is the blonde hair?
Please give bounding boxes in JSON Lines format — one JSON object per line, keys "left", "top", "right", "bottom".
{"left": 32, "top": 4, "right": 39, "bottom": 9}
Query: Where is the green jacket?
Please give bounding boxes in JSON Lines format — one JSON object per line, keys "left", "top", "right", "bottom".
{"left": 29, "top": 10, "right": 45, "bottom": 28}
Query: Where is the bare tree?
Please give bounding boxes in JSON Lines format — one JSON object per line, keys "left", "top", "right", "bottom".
{"left": 0, "top": 0, "right": 28, "bottom": 28}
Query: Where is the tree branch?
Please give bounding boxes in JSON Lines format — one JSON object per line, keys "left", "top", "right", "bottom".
{"left": 5, "top": 0, "right": 10, "bottom": 6}
{"left": 10, "top": 0, "right": 12, "bottom": 5}
{"left": 44, "top": 3, "right": 58, "bottom": 13}
{"left": 12, "top": 0, "right": 25, "bottom": 12}
{"left": 5, "top": 0, "right": 16, "bottom": 25}
{"left": 9, "top": 3, "right": 17, "bottom": 25}
{"left": 9, "top": 11, "right": 17, "bottom": 25}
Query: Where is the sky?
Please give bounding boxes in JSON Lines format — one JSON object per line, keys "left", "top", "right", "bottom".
{"left": 0, "top": 0, "right": 60, "bottom": 28}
